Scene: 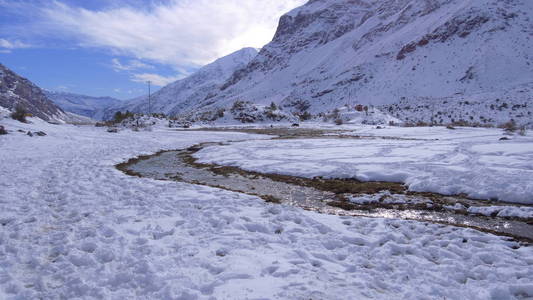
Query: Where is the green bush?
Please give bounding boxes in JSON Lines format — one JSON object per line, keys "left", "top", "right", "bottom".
{"left": 113, "top": 111, "right": 134, "bottom": 123}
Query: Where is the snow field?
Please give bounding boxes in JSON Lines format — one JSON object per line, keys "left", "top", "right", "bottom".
{"left": 195, "top": 126, "right": 533, "bottom": 204}
{"left": 0, "top": 119, "right": 532, "bottom": 299}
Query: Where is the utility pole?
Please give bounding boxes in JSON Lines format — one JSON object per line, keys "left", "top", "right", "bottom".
{"left": 147, "top": 81, "right": 151, "bottom": 116}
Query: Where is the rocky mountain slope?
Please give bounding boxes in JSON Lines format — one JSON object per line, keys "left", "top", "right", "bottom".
{"left": 102, "top": 47, "right": 258, "bottom": 120}
{"left": 104, "top": 0, "right": 532, "bottom": 126}
{"left": 0, "top": 63, "right": 66, "bottom": 122}
{"left": 45, "top": 91, "right": 122, "bottom": 120}
{"left": 207, "top": 0, "right": 532, "bottom": 114}
{"left": 382, "top": 83, "right": 533, "bottom": 128}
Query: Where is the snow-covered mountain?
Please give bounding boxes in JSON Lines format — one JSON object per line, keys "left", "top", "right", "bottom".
{"left": 102, "top": 47, "right": 258, "bottom": 120}
{"left": 0, "top": 63, "right": 68, "bottom": 122}
{"left": 103, "top": 0, "right": 532, "bottom": 126}
{"left": 202, "top": 0, "right": 532, "bottom": 114}
{"left": 45, "top": 91, "right": 122, "bottom": 120}
{"left": 382, "top": 83, "right": 533, "bottom": 128}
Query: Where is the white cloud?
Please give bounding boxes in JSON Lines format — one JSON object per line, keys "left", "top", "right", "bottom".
{"left": 37, "top": 0, "right": 306, "bottom": 67}
{"left": 130, "top": 73, "right": 186, "bottom": 87}
{"left": 0, "top": 38, "right": 31, "bottom": 49}
{"left": 111, "top": 58, "right": 153, "bottom": 72}
{"left": 111, "top": 58, "right": 186, "bottom": 86}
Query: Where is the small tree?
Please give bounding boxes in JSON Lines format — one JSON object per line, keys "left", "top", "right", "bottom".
{"left": 113, "top": 111, "right": 134, "bottom": 124}
{"left": 298, "top": 111, "right": 312, "bottom": 121}
{"left": 113, "top": 111, "right": 123, "bottom": 123}
{"left": 268, "top": 102, "right": 277, "bottom": 111}
{"left": 11, "top": 104, "right": 27, "bottom": 123}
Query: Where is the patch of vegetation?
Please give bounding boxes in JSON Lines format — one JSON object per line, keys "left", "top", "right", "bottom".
{"left": 328, "top": 200, "right": 359, "bottom": 211}
{"left": 262, "top": 195, "right": 282, "bottom": 204}
{"left": 95, "top": 121, "right": 114, "bottom": 127}
{"left": 0, "top": 125, "right": 7, "bottom": 135}
{"left": 151, "top": 113, "right": 167, "bottom": 119}
{"left": 113, "top": 111, "right": 135, "bottom": 124}
{"left": 500, "top": 120, "right": 517, "bottom": 133}
{"left": 197, "top": 108, "right": 225, "bottom": 122}
{"left": 295, "top": 111, "right": 312, "bottom": 121}
{"left": 11, "top": 104, "right": 27, "bottom": 123}
{"left": 282, "top": 98, "right": 310, "bottom": 112}
{"left": 230, "top": 100, "right": 261, "bottom": 123}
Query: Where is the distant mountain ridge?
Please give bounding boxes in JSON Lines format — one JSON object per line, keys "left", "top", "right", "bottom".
{"left": 45, "top": 91, "right": 122, "bottom": 120}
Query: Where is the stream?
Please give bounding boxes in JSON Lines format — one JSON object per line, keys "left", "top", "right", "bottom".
{"left": 117, "top": 129, "right": 533, "bottom": 244}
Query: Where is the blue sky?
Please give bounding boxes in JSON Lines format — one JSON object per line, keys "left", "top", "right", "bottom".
{"left": 0, "top": 0, "right": 305, "bottom": 99}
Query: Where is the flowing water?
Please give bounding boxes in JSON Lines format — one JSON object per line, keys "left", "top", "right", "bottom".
{"left": 117, "top": 136, "right": 533, "bottom": 244}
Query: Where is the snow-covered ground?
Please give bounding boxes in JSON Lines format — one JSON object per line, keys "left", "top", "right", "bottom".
{"left": 195, "top": 126, "right": 533, "bottom": 204}
{"left": 467, "top": 206, "right": 533, "bottom": 219}
{"left": 1, "top": 119, "right": 533, "bottom": 299}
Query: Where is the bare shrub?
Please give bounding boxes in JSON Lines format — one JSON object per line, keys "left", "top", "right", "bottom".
{"left": 11, "top": 104, "right": 27, "bottom": 123}
{"left": 451, "top": 119, "right": 470, "bottom": 127}
{"left": 499, "top": 120, "right": 517, "bottom": 132}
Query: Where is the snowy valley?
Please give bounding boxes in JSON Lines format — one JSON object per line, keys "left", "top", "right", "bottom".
{"left": 45, "top": 91, "right": 123, "bottom": 121}
{"left": 1, "top": 0, "right": 533, "bottom": 299}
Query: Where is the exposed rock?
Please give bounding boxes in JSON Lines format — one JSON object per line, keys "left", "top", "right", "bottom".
{"left": 0, "top": 63, "right": 65, "bottom": 122}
